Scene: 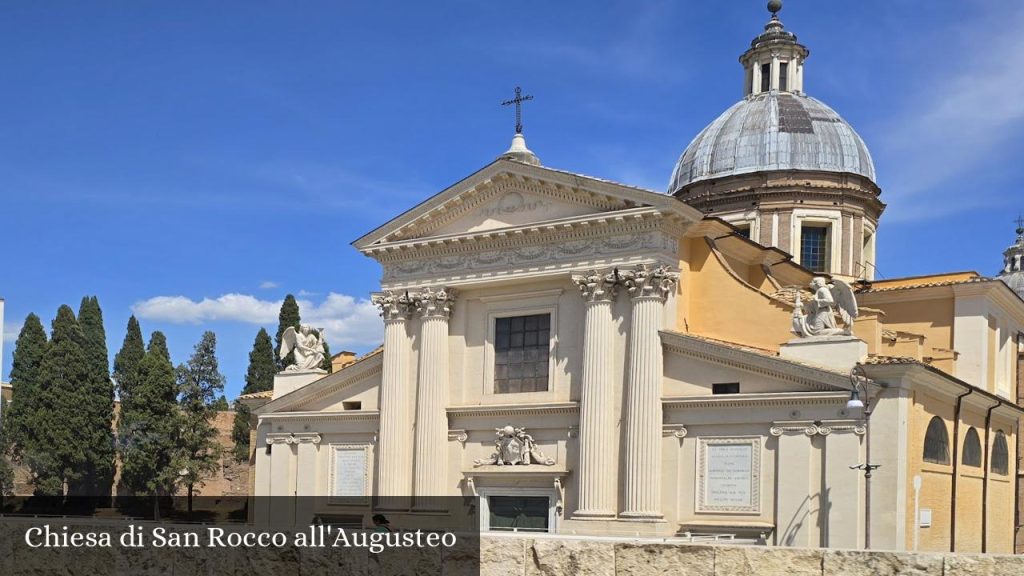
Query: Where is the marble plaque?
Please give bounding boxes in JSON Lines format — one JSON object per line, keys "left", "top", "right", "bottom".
{"left": 697, "top": 437, "right": 761, "bottom": 513}
{"left": 331, "top": 446, "right": 368, "bottom": 500}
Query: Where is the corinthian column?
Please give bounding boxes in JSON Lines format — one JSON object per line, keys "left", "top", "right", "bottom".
{"left": 571, "top": 270, "right": 619, "bottom": 519}
{"left": 372, "top": 291, "right": 414, "bottom": 500}
{"left": 413, "top": 287, "right": 455, "bottom": 502}
{"left": 621, "top": 265, "right": 678, "bottom": 520}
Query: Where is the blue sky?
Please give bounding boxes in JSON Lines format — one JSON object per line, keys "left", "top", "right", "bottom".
{"left": 3, "top": 0, "right": 1024, "bottom": 399}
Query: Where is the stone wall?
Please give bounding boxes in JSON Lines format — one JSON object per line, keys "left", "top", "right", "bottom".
{"left": 4, "top": 528, "right": 1024, "bottom": 576}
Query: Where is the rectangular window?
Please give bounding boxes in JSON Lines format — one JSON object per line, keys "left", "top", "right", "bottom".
{"left": 779, "top": 62, "right": 789, "bottom": 91}
{"left": 735, "top": 225, "right": 751, "bottom": 239}
{"left": 712, "top": 383, "right": 740, "bottom": 395}
{"left": 760, "top": 63, "right": 771, "bottom": 92}
{"left": 800, "top": 225, "right": 829, "bottom": 273}
{"left": 494, "top": 314, "right": 550, "bottom": 394}
{"left": 342, "top": 401, "right": 361, "bottom": 411}
{"left": 488, "top": 496, "right": 549, "bottom": 533}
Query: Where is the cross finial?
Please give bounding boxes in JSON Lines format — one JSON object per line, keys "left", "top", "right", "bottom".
{"left": 501, "top": 86, "right": 534, "bottom": 135}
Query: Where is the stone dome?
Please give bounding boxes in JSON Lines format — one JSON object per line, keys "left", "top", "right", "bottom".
{"left": 668, "top": 91, "right": 876, "bottom": 194}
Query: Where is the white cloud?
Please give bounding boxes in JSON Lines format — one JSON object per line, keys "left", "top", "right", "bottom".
{"left": 295, "top": 294, "right": 383, "bottom": 349}
{"left": 875, "top": 3, "right": 1024, "bottom": 220}
{"left": 258, "top": 280, "right": 279, "bottom": 289}
{"left": 3, "top": 321, "right": 23, "bottom": 344}
{"left": 131, "top": 292, "right": 383, "bottom": 348}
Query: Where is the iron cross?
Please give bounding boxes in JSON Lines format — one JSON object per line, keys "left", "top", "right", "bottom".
{"left": 1016, "top": 215, "right": 1024, "bottom": 231}
{"left": 502, "top": 86, "right": 534, "bottom": 134}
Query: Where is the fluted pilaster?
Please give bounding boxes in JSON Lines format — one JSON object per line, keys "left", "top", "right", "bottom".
{"left": 413, "top": 287, "right": 455, "bottom": 502}
{"left": 372, "top": 291, "right": 414, "bottom": 499}
{"left": 572, "top": 270, "right": 619, "bottom": 519}
{"left": 621, "top": 265, "right": 678, "bottom": 520}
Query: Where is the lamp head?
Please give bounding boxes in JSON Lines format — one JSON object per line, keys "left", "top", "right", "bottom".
{"left": 846, "top": 389, "right": 865, "bottom": 410}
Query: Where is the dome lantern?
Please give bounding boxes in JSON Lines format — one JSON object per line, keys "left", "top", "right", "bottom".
{"left": 741, "top": 0, "right": 809, "bottom": 96}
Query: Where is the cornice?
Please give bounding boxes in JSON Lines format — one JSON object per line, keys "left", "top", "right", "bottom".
{"left": 446, "top": 402, "right": 579, "bottom": 418}
{"left": 664, "top": 392, "right": 849, "bottom": 410}
{"left": 660, "top": 331, "right": 849, "bottom": 392}
{"left": 365, "top": 207, "right": 679, "bottom": 260}
{"left": 259, "top": 410, "right": 381, "bottom": 423}
{"left": 354, "top": 159, "right": 701, "bottom": 250}
{"left": 256, "top": 354, "right": 384, "bottom": 415}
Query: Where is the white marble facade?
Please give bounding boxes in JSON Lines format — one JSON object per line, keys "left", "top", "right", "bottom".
{"left": 250, "top": 159, "right": 893, "bottom": 547}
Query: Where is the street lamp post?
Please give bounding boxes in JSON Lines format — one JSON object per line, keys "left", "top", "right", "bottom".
{"left": 847, "top": 363, "right": 880, "bottom": 550}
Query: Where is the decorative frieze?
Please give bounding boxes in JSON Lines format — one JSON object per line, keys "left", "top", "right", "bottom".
{"left": 381, "top": 228, "right": 680, "bottom": 284}
{"left": 266, "top": 432, "right": 321, "bottom": 445}
{"left": 769, "top": 421, "right": 867, "bottom": 437}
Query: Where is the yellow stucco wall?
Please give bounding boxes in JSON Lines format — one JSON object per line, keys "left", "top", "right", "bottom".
{"left": 860, "top": 296, "right": 955, "bottom": 355}
{"left": 905, "top": 388, "right": 1018, "bottom": 554}
{"left": 680, "top": 237, "right": 795, "bottom": 352}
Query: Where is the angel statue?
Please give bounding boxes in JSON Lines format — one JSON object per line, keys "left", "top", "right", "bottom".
{"left": 473, "top": 425, "right": 555, "bottom": 466}
{"left": 791, "top": 277, "right": 858, "bottom": 338}
{"left": 279, "top": 324, "right": 327, "bottom": 372}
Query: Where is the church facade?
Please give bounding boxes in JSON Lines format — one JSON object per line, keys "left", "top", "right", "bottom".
{"left": 246, "top": 3, "right": 1023, "bottom": 554}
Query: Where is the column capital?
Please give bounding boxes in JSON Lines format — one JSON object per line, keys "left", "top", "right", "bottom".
{"left": 623, "top": 264, "right": 679, "bottom": 301}
{"left": 572, "top": 269, "right": 619, "bottom": 303}
{"left": 414, "top": 286, "right": 456, "bottom": 319}
{"left": 372, "top": 291, "right": 414, "bottom": 321}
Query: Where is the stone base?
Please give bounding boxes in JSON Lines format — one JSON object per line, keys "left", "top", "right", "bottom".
{"left": 779, "top": 335, "right": 867, "bottom": 372}
{"left": 272, "top": 369, "right": 327, "bottom": 399}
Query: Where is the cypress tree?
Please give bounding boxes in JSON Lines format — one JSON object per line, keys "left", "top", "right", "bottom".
{"left": 320, "top": 338, "right": 333, "bottom": 373}
{"left": 34, "top": 305, "right": 91, "bottom": 495}
{"left": 2, "top": 314, "right": 48, "bottom": 464}
{"left": 119, "top": 332, "right": 179, "bottom": 496}
{"left": 174, "top": 331, "right": 225, "bottom": 511}
{"left": 0, "top": 397, "right": 13, "bottom": 496}
{"left": 113, "top": 316, "right": 145, "bottom": 406}
{"left": 232, "top": 328, "right": 276, "bottom": 461}
{"left": 275, "top": 294, "right": 300, "bottom": 371}
{"left": 75, "top": 296, "right": 115, "bottom": 496}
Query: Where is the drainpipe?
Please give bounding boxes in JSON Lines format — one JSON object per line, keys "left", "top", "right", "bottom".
{"left": 981, "top": 400, "right": 1001, "bottom": 553}
{"left": 950, "top": 389, "right": 973, "bottom": 552}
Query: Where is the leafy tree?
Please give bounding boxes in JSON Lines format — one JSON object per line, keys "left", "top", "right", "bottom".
{"left": 232, "top": 328, "right": 276, "bottom": 461}
{"left": 2, "top": 314, "right": 48, "bottom": 464}
{"left": 32, "top": 305, "right": 92, "bottom": 495}
{"left": 74, "top": 296, "right": 115, "bottom": 496}
{"left": 211, "top": 395, "right": 229, "bottom": 411}
{"left": 119, "top": 332, "right": 179, "bottom": 496}
{"left": 275, "top": 294, "right": 300, "bottom": 371}
{"left": 174, "top": 331, "right": 225, "bottom": 512}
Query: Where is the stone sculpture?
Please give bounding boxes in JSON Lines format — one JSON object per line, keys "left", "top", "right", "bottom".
{"left": 474, "top": 425, "right": 555, "bottom": 466}
{"left": 791, "top": 277, "right": 858, "bottom": 338}
{"left": 279, "top": 324, "right": 327, "bottom": 372}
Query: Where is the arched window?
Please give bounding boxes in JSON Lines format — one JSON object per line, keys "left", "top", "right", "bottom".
{"left": 991, "top": 431, "right": 1009, "bottom": 475}
{"left": 961, "top": 428, "right": 981, "bottom": 467}
{"left": 923, "top": 416, "right": 949, "bottom": 464}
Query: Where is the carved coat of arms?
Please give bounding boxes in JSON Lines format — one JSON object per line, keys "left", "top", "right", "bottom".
{"left": 474, "top": 425, "right": 555, "bottom": 466}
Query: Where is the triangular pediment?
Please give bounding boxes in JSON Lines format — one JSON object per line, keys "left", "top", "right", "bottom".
{"left": 353, "top": 159, "right": 699, "bottom": 250}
